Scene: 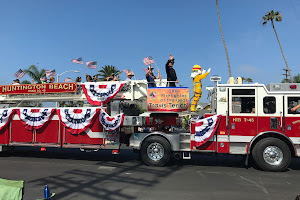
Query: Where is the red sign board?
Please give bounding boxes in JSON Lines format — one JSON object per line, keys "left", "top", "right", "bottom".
{"left": 147, "top": 88, "right": 189, "bottom": 112}
{"left": 0, "top": 83, "right": 77, "bottom": 95}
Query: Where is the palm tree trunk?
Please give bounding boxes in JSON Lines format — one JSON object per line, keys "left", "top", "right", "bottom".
{"left": 271, "top": 21, "right": 293, "bottom": 82}
{"left": 216, "top": 0, "right": 232, "bottom": 77}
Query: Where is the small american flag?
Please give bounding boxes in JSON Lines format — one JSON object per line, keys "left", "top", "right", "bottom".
{"left": 14, "top": 69, "right": 26, "bottom": 79}
{"left": 86, "top": 61, "right": 97, "bottom": 69}
{"left": 71, "top": 57, "right": 83, "bottom": 64}
{"left": 64, "top": 77, "right": 73, "bottom": 82}
{"left": 143, "top": 56, "right": 155, "bottom": 66}
{"left": 142, "top": 68, "right": 148, "bottom": 72}
{"left": 46, "top": 69, "right": 56, "bottom": 77}
{"left": 123, "top": 69, "right": 129, "bottom": 75}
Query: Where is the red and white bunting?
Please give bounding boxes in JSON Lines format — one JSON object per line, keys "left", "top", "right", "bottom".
{"left": 81, "top": 82, "right": 124, "bottom": 106}
{"left": 17, "top": 108, "right": 56, "bottom": 131}
{"left": 193, "top": 114, "right": 221, "bottom": 147}
{"left": 99, "top": 109, "right": 124, "bottom": 131}
{"left": 0, "top": 108, "right": 15, "bottom": 131}
{"left": 57, "top": 108, "right": 100, "bottom": 135}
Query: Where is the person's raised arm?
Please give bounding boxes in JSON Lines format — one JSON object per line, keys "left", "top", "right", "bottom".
{"left": 291, "top": 103, "right": 300, "bottom": 112}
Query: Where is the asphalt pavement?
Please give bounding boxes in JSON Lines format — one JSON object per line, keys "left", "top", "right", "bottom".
{"left": 1, "top": 147, "right": 300, "bottom": 200}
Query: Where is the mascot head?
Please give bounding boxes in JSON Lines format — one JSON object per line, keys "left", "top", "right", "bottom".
{"left": 191, "top": 65, "right": 202, "bottom": 78}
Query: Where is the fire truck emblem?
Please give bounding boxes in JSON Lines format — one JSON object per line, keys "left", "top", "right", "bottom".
{"left": 155, "top": 118, "right": 163, "bottom": 124}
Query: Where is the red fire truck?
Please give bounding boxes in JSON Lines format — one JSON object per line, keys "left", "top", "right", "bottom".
{"left": 0, "top": 78, "right": 299, "bottom": 172}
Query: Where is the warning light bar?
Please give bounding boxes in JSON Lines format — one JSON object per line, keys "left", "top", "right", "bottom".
{"left": 290, "top": 85, "right": 297, "bottom": 89}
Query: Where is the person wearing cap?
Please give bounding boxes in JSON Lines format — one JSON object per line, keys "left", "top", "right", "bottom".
{"left": 190, "top": 64, "right": 211, "bottom": 112}
{"left": 146, "top": 65, "right": 161, "bottom": 88}
{"left": 107, "top": 73, "right": 118, "bottom": 81}
{"left": 93, "top": 75, "right": 98, "bottom": 82}
{"left": 126, "top": 72, "right": 134, "bottom": 81}
{"left": 165, "top": 54, "right": 178, "bottom": 87}
{"left": 11, "top": 79, "right": 20, "bottom": 85}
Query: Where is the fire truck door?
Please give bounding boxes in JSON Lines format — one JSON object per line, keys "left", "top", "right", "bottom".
{"left": 284, "top": 96, "right": 300, "bottom": 139}
{"left": 228, "top": 88, "right": 258, "bottom": 154}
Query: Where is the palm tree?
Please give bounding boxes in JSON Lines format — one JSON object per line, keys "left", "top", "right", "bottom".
{"left": 97, "top": 65, "right": 122, "bottom": 81}
{"left": 23, "top": 65, "right": 46, "bottom": 83}
{"left": 216, "top": 0, "right": 232, "bottom": 77}
{"left": 21, "top": 80, "right": 31, "bottom": 84}
{"left": 262, "top": 10, "right": 292, "bottom": 82}
{"left": 241, "top": 77, "right": 253, "bottom": 83}
{"left": 282, "top": 74, "right": 300, "bottom": 83}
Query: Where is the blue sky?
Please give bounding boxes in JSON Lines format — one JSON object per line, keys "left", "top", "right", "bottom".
{"left": 0, "top": 0, "right": 299, "bottom": 102}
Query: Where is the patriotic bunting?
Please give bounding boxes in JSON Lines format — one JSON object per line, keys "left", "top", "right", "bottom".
{"left": 99, "top": 109, "right": 124, "bottom": 131}
{"left": 17, "top": 108, "right": 56, "bottom": 131}
{"left": 81, "top": 82, "right": 124, "bottom": 106}
{"left": 0, "top": 109, "right": 15, "bottom": 131}
{"left": 193, "top": 114, "right": 221, "bottom": 147}
{"left": 57, "top": 108, "right": 99, "bottom": 134}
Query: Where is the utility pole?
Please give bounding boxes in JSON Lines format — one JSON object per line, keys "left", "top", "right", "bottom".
{"left": 282, "top": 68, "right": 291, "bottom": 83}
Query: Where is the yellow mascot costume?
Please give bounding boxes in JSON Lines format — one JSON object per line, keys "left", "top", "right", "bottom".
{"left": 190, "top": 65, "right": 211, "bottom": 112}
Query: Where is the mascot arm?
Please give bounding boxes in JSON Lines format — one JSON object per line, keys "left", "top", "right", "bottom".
{"left": 197, "top": 71, "right": 210, "bottom": 80}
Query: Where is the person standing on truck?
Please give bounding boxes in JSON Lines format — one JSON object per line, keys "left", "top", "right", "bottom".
{"left": 11, "top": 79, "right": 20, "bottom": 85}
{"left": 146, "top": 65, "right": 160, "bottom": 87}
{"left": 165, "top": 54, "right": 178, "bottom": 87}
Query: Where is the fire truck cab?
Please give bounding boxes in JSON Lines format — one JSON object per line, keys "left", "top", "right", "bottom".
{"left": 207, "top": 77, "right": 300, "bottom": 171}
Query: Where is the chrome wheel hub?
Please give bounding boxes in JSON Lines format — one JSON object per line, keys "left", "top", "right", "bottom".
{"left": 263, "top": 146, "right": 283, "bottom": 166}
{"left": 147, "top": 142, "right": 164, "bottom": 161}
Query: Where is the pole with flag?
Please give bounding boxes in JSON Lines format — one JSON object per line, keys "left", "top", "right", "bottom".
{"left": 86, "top": 61, "right": 97, "bottom": 69}
{"left": 71, "top": 57, "right": 83, "bottom": 64}
{"left": 46, "top": 69, "right": 56, "bottom": 77}
{"left": 14, "top": 69, "right": 26, "bottom": 79}
{"left": 64, "top": 77, "right": 73, "bottom": 82}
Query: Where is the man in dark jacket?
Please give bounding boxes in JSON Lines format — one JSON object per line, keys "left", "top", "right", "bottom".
{"left": 165, "top": 54, "right": 178, "bottom": 87}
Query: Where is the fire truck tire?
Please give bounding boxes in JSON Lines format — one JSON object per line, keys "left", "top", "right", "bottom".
{"left": 140, "top": 136, "right": 171, "bottom": 166}
{"left": 252, "top": 138, "right": 291, "bottom": 172}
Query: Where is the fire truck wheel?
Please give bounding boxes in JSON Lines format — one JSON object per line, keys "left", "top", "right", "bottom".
{"left": 140, "top": 136, "right": 171, "bottom": 166}
{"left": 252, "top": 138, "right": 291, "bottom": 172}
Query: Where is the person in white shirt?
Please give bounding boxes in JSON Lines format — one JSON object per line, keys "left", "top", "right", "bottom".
{"left": 11, "top": 79, "right": 20, "bottom": 85}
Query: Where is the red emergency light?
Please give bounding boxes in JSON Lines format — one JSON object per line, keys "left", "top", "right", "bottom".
{"left": 290, "top": 85, "right": 297, "bottom": 89}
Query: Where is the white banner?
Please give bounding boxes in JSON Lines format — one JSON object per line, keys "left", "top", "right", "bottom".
{"left": 99, "top": 109, "right": 124, "bottom": 131}
{"left": 193, "top": 114, "right": 221, "bottom": 147}
{"left": 82, "top": 82, "right": 124, "bottom": 106}
{"left": 0, "top": 108, "right": 15, "bottom": 131}
{"left": 57, "top": 108, "right": 99, "bottom": 134}
{"left": 18, "top": 108, "right": 56, "bottom": 131}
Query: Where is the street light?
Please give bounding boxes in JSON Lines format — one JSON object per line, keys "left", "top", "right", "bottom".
{"left": 55, "top": 70, "right": 80, "bottom": 107}
{"left": 56, "top": 70, "right": 80, "bottom": 83}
